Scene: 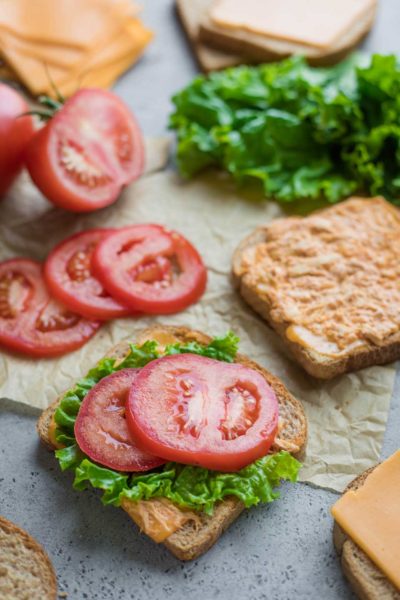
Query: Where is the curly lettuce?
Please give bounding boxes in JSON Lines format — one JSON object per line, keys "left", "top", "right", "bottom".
{"left": 54, "top": 333, "right": 301, "bottom": 514}
{"left": 170, "top": 54, "right": 400, "bottom": 206}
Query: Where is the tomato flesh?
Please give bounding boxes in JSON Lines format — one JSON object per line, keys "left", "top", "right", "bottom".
{"left": 25, "top": 89, "right": 145, "bottom": 212}
{"left": 0, "top": 259, "right": 100, "bottom": 357}
{"left": 0, "top": 84, "right": 34, "bottom": 197}
{"left": 126, "top": 354, "right": 279, "bottom": 471}
{"left": 93, "top": 225, "right": 207, "bottom": 314}
{"left": 75, "top": 369, "right": 165, "bottom": 472}
{"left": 44, "top": 229, "right": 133, "bottom": 320}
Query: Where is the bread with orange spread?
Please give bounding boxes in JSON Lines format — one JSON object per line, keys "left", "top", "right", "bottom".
{"left": 37, "top": 325, "right": 307, "bottom": 560}
{"left": 233, "top": 197, "right": 400, "bottom": 379}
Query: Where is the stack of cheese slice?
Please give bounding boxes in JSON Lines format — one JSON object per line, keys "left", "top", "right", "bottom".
{"left": 176, "top": 0, "right": 377, "bottom": 72}
{"left": 0, "top": 0, "right": 153, "bottom": 97}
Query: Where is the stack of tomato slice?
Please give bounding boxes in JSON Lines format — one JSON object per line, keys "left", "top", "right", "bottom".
{"left": 0, "top": 225, "right": 206, "bottom": 357}
{"left": 75, "top": 354, "right": 279, "bottom": 473}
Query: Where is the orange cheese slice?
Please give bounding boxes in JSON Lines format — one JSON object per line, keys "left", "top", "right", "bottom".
{"left": 209, "top": 0, "right": 376, "bottom": 50}
{"left": 331, "top": 451, "right": 400, "bottom": 591}
{"left": 0, "top": 0, "right": 130, "bottom": 49}
{"left": 0, "top": 1, "right": 140, "bottom": 68}
{"left": 2, "top": 18, "right": 152, "bottom": 96}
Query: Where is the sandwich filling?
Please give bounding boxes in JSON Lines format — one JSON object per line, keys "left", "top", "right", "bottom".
{"left": 209, "top": 0, "right": 375, "bottom": 50}
{"left": 53, "top": 332, "right": 300, "bottom": 541}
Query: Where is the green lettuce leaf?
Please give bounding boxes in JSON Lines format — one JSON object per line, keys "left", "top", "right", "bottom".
{"left": 54, "top": 333, "right": 301, "bottom": 514}
{"left": 71, "top": 452, "right": 300, "bottom": 515}
{"left": 170, "top": 53, "right": 400, "bottom": 205}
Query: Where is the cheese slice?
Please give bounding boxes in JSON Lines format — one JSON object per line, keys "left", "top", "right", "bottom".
{"left": 209, "top": 0, "right": 376, "bottom": 50}
{"left": 0, "top": 0, "right": 130, "bottom": 48}
{"left": 0, "top": 1, "right": 139, "bottom": 68}
{"left": 331, "top": 451, "right": 400, "bottom": 591}
{"left": 2, "top": 18, "right": 152, "bottom": 96}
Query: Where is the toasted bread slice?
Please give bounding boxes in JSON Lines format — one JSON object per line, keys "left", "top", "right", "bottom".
{"left": 37, "top": 325, "right": 307, "bottom": 560}
{"left": 176, "top": 0, "right": 243, "bottom": 72}
{"left": 0, "top": 517, "right": 57, "bottom": 600}
{"left": 233, "top": 197, "right": 400, "bottom": 380}
{"left": 333, "top": 468, "right": 400, "bottom": 600}
{"left": 199, "top": 0, "right": 377, "bottom": 66}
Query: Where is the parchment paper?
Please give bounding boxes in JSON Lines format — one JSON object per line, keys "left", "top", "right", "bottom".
{"left": 0, "top": 140, "right": 395, "bottom": 492}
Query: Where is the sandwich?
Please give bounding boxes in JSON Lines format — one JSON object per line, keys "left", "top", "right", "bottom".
{"left": 37, "top": 325, "right": 307, "bottom": 560}
{"left": 233, "top": 197, "right": 400, "bottom": 379}
{"left": 332, "top": 451, "right": 400, "bottom": 599}
{"left": 0, "top": 516, "right": 57, "bottom": 600}
{"left": 198, "top": 0, "right": 377, "bottom": 66}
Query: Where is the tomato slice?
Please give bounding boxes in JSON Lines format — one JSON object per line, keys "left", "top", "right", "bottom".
{"left": 126, "top": 354, "right": 279, "bottom": 471}
{"left": 25, "top": 89, "right": 145, "bottom": 213}
{"left": 75, "top": 369, "right": 164, "bottom": 472}
{"left": 0, "top": 84, "right": 34, "bottom": 198}
{"left": 92, "top": 225, "right": 207, "bottom": 314}
{"left": 44, "top": 229, "right": 133, "bottom": 320}
{"left": 0, "top": 259, "right": 100, "bottom": 357}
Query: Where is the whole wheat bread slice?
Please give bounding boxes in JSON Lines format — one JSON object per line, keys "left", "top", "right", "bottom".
{"left": 333, "top": 468, "right": 400, "bottom": 600}
{"left": 232, "top": 197, "right": 400, "bottom": 380}
{"left": 0, "top": 517, "right": 57, "bottom": 600}
{"left": 176, "top": 0, "right": 243, "bottom": 72}
{"left": 199, "top": 0, "right": 377, "bottom": 66}
{"left": 37, "top": 325, "right": 307, "bottom": 561}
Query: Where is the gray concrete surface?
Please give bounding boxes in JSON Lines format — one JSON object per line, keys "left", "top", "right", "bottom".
{"left": 1, "top": 1, "right": 400, "bottom": 599}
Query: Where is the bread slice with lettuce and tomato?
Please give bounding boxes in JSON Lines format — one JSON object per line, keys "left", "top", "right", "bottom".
{"left": 37, "top": 325, "right": 307, "bottom": 560}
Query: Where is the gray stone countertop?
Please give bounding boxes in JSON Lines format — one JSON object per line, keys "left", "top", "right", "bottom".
{"left": 1, "top": 1, "right": 399, "bottom": 598}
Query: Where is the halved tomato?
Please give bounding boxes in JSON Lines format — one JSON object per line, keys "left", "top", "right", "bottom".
{"left": 75, "top": 369, "right": 164, "bottom": 472}
{"left": 44, "top": 229, "right": 132, "bottom": 320}
{"left": 0, "top": 83, "right": 35, "bottom": 198}
{"left": 24, "top": 89, "right": 144, "bottom": 213}
{"left": 92, "top": 225, "right": 207, "bottom": 314}
{"left": 0, "top": 259, "right": 100, "bottom": 357}
{"left": 126, "top": 354, "right": 279, "bottom": 472}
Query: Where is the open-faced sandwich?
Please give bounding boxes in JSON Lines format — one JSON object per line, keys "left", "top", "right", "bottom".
{"left": 37, "top": 325, "right": 307, "bottom": 560}
{"left": 233, "top": 197, "right": 400, "bottom": 379}
{"left": 332, "top": 451, "right": 400, "bottom": 600}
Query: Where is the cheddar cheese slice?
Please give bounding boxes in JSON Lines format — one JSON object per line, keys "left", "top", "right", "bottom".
{"left": 0, "top": 0, "right": 130, "bottom": 48}
{"left": 1, "top": 18, "right": 152, "bottom": 96}
{"left": 331, "top": 451, "right": 400, "bottom": 591}
{"left": 209, "top": 0, "right": 376, "bottom": 50}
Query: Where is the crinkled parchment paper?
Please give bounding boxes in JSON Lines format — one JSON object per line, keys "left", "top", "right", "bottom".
{"left": 0, "top": 139, "right": 395, "bottom": 492}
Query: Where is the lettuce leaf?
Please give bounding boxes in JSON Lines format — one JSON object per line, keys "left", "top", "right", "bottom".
{"left": 69, "top": 451, "right": 300, "bottom": 515}
{"left": 170, "top": 54, "right": 400, "bottom": 205}
{"left": 54, "top": 332, "right": 301, "bottom": 514}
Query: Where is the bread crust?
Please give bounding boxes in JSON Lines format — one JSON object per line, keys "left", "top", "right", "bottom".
{"left": 37, "top": 325, "right": 307, "bottom": 560}
{"left": 0, "top": 516, "right": 57, "bottom": 600}
{"left": 333, "top": 467, "right": 400, "bottom": 600}
{"left": 198, "top": 2, "right": 377, "bottom": 66}
{"left": 232, "top": 201, "right": 400, "bottom": 379}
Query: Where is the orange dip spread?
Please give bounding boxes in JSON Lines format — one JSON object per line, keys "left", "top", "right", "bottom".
{"left": 240, "top": 197, "right": 400, "bottom": 357}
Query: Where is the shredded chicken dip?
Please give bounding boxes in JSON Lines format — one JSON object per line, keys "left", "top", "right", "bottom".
{"left": 240, "top": 197, "right": 400, "bottom": 356}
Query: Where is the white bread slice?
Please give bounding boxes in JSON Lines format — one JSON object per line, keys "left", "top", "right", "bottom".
{"left": 333, "top": 468, "right": 400, "bottom": 600}
{"left": 0, "top": 517, "right": 57, "bottom": 600}
{"left": 232, "top": 197, "right": 400, "bottom": 380}
{"left": 199, "top": 0, "right": 377, "bottom": 66}
{"left": 176, "top": 0, "right": 243, "bottom": 72}
{"left": 37, "top": 325, "right": 307, "bottom": 560}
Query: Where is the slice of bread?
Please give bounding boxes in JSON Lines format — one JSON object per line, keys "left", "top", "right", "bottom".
{"left": 233, "top": 197, "right": 400, "bottom": 380}
{"left": 333, "top": 468, "right": 400, "bottom": 600}
{"left": 0, "top": 517, "right": 57, "bottom": 600}
{"left": 37, "top": 325, "right": 307, "bottom": 560}
{"left": 176, "top": 0, "right": 243, "bottom": 72}
{"left": 199, "top": 0, "right": 377, "bottom": 66}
